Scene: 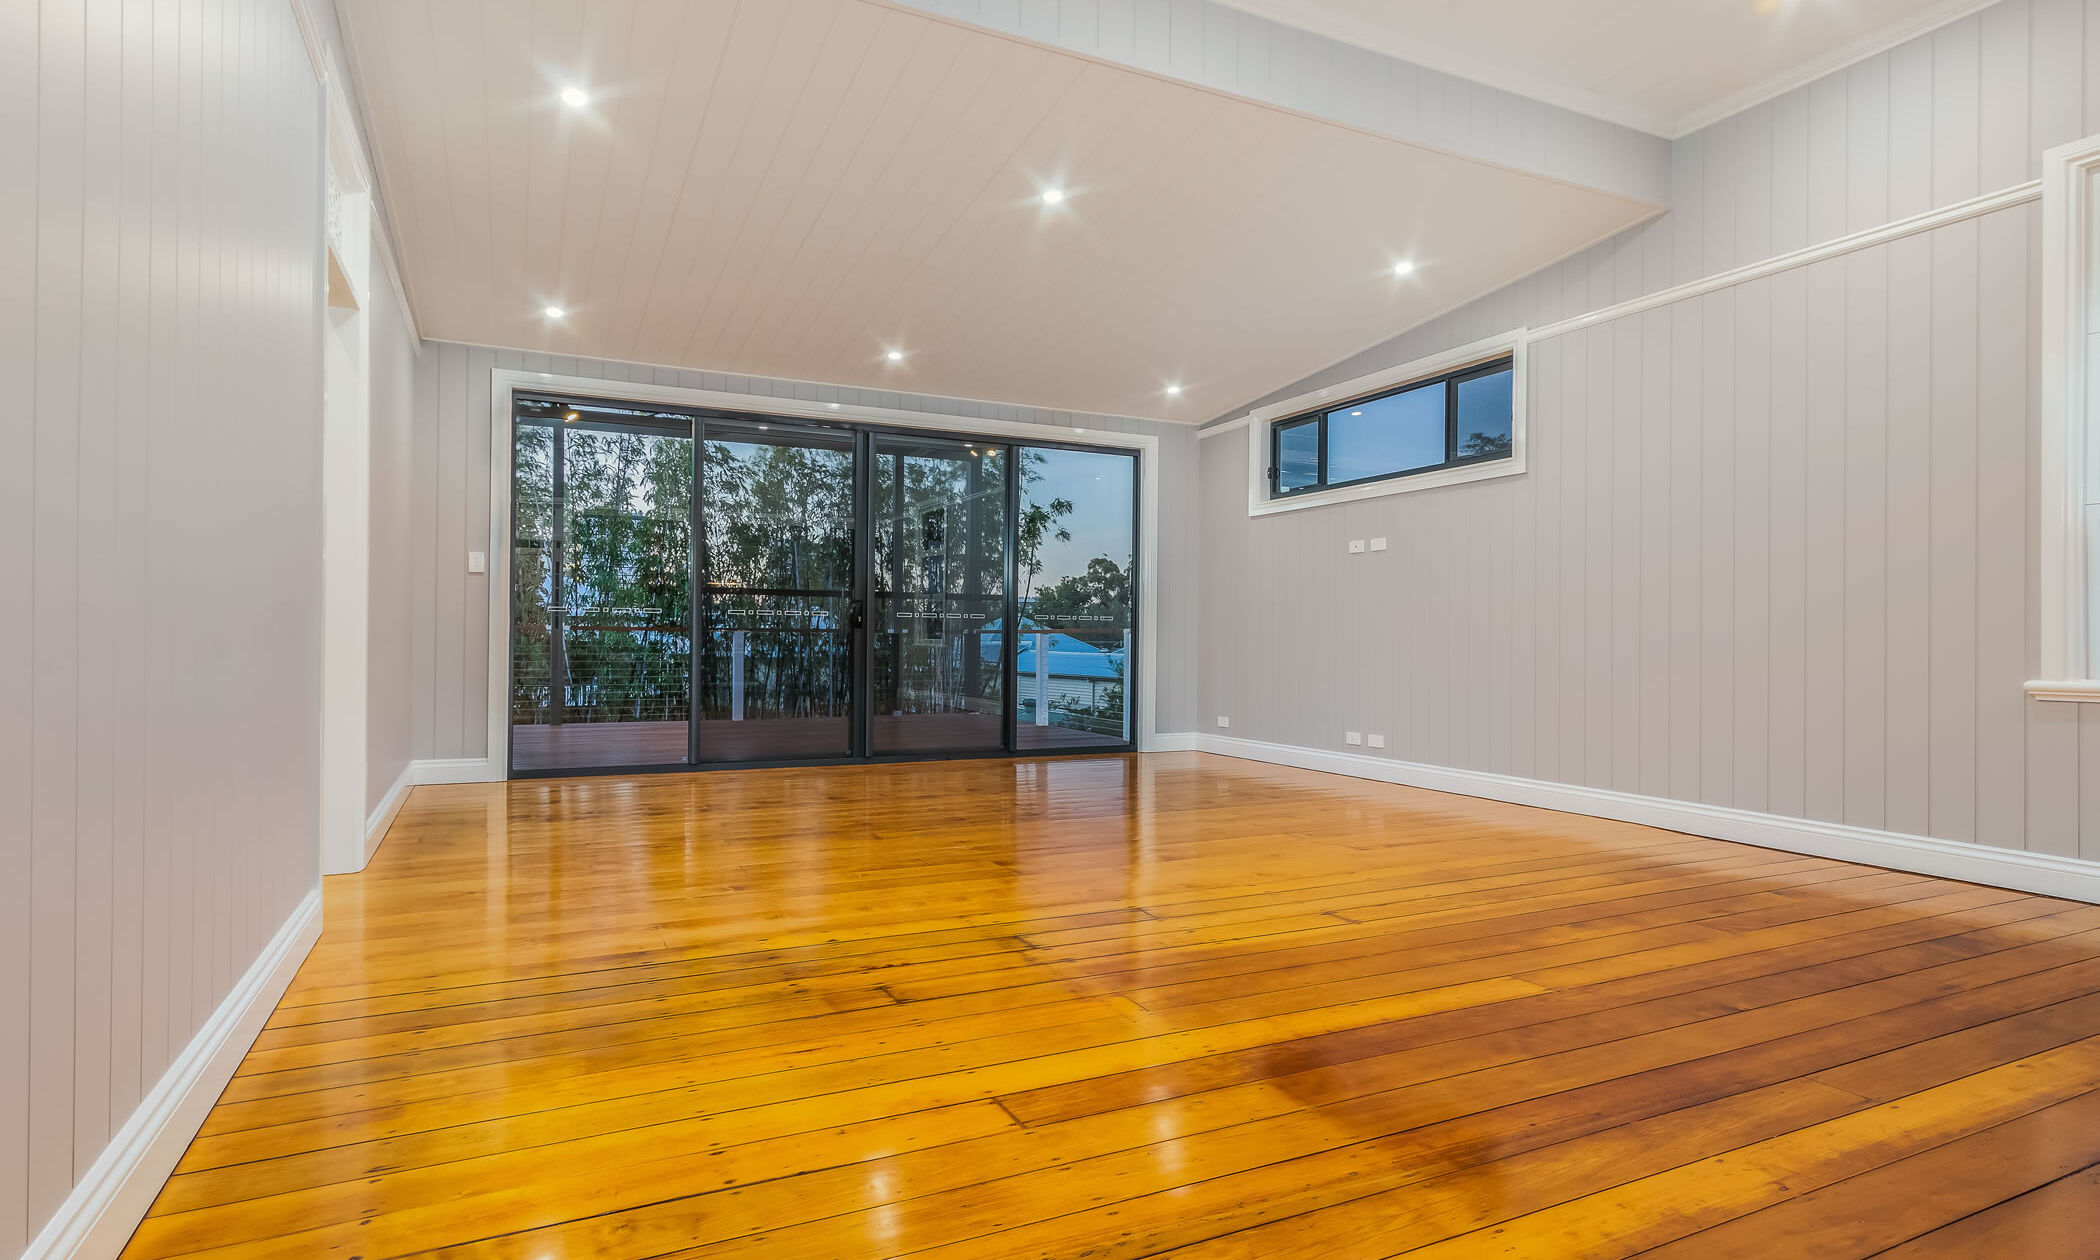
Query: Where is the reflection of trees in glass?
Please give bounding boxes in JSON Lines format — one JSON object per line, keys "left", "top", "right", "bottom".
{"left": 511, "top": 420, "right": 693, "bottom": 726}
{"left": 874, "top": 448, "right": 1008, "bottom": 715}
{"left": 511, "top": 425, "right": 557, "bottom": 722}
{"left": 700, "top": 439, "right": 855, "bottom": 721}
{"left": 1459, "top": 432, "right": 1513, "bottom": 459}
{"left": 703, "top": 440, "right": 853, "bottom": 591}
{"left": 1029, "top": 558, "right": 1129, "bottom": 626}
{"left": 1017, "top": 448, "right": 1072, "bottom": 606}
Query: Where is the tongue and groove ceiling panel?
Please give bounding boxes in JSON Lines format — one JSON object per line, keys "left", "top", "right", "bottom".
{"left": 342, "top": 0, "right": 1655, "bottom": 420}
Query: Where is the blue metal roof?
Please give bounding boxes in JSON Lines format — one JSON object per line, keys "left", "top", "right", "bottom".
{"left": 980, "top": 621, "right": 1126, "bottom": 682}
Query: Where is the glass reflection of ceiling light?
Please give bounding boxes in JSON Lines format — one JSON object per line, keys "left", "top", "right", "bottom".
{"left": 561, "top": 87, "right": 589, "bottom": 108}
{"left": 563, "top": 410, "right": 580, "bottom": 423}
{"left": 1351, "top": 410, "right": 1362, "bottom": 416}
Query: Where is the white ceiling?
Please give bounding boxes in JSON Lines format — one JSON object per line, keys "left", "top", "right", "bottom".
{"left": 341, "top": 0, "right": 1651, "bottom": 422}
{"left": 1217, "top": 0, "right": 1988, "bottom": 137}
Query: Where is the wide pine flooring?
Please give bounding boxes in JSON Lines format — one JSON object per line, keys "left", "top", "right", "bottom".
{"left": 125, "top": 753, "right": 2100, "bottom": 1257}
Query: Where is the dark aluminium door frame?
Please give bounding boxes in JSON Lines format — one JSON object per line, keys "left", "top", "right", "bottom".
{"left": 505, "top": 387, "right": 1144, "bottom": 780}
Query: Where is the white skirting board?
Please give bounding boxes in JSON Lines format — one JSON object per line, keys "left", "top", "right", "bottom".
{"left": 356, "top": 762, "right": 415, "bottom": 871}
{"left": 1188, "top": 734, "right": 2100, "bottom": 904}
{"left": 409, "top": 756, "right": 502, "bottom": 784}
{"left": 22, "top": 889, "right": 322, "bottom": 1260}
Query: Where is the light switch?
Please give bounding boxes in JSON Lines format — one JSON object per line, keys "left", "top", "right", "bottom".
{"left": 1345, "top": 731, "right": 1363, "bottom": 746}
{"left": 1368, "top": 734, "right": 1386, "bottom": 749}
{"left": 1369, "top": 537, "right": 1387, "bottom": 552}
{"left": 467, "top": 550, "right": 486, "bottom": 574}
{"left": 1348, "top": 539, "right": 1366, "bottom": 554}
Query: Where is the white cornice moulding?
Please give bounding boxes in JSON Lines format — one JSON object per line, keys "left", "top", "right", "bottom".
{"left": 1668, "top": 0, "right": 2006, "bottom": 138}
{"left": 1215, "top": 0, "right": 1999, "bottom": 140}
{"left": 1530, "top": 180, "right": 2040, "bottom": 342}
{"left": 1209, "top": 179, "right": 2042, "bottom": 443}
{"left": 1190, "top": 735, "right": 2100, "bottom": 903}
{"left": 1210, "top": 0, "right": 1676, "bottom": 136}
{"left": 21, "top": 890, "right": 322, "bottom": 1260}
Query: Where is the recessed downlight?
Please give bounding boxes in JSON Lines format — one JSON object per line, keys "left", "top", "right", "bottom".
{"left": 1041, "top": 188, "right": 1065, "bottom": 205}
{"left": 1165, "top": 384, "right": 1182, "bottom": 396}
{"left": 885, "top": 349, "right": 904, "bottom": 362}
{"left": 1391, "top": 259, "right": 1416, "bottom": 277}
{"left": 560, "top": 87, "right": 589, "bottom": 108}
{"left": 544, "top": 305, "right": 565, "bottom": 319}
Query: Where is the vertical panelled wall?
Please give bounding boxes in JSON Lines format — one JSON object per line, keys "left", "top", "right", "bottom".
{"left": 0, "top": 0, "right": 325, "bottom": 1249}
{"left": 367, "top": 260, "right": 419, "bottom": 814}
{"left": 1201, "top": 0, "right": 2100, "bottom": 863}
{"left": 405, "top": 343, "right": 1200, "bottom": 765}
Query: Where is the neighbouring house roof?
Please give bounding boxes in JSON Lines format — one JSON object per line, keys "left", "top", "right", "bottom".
{"left": 980, "top": 619, "right": 1127, "bottom": 682}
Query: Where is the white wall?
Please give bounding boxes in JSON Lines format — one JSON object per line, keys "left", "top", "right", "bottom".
{"left": 366, "top": 249, "right": 418, "bottom": 814}
{"left": 1199, "top": 0, "right": 2100, "bottom": 867}
{"left": 405, "top": 342, "right": 1203, "bottom": 769}
{"left": 0, "top": 0, "right": 326, "bottom": 1248}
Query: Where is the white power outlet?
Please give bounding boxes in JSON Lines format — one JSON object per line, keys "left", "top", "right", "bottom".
{"left": 1216, "top": 715, "right": 1231, "bottom": 728}
{"left": 1368, "top": 734, "right": 1386, "bottom": 749}
{"left": 1345, "top": 730, "right": 1362, "bottom": 746}
{"left": 467, "top": 550, "right": 487, "bottom": 574}
{"left": 1348, "top": 539, "right": 1366, "bottom": 554}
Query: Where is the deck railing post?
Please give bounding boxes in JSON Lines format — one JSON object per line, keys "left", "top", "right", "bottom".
{"left": 1122, "top": 628, "right": 1132, "bottom": 742}
{"left": 1035, "top": 631, "right": 1050, "bottom": 727}
{"left": 731, "top": 630, "right": 746, "bottom": 721}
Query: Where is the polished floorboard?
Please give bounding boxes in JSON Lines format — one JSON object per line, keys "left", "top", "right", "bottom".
{"left": 124, "top": 753, "right": 2100, "bottom": 1258}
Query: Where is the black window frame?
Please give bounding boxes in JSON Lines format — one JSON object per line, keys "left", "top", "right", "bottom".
{"left": 1267, "top": 355, "right": 1515, "bottom": 499}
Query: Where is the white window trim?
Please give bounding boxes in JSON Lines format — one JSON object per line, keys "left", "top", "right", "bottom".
{"left": 2030, "top": 135, "right": 2100, "bottom": 701}
{"left": 1242, "top": 329, "right": 1528, "bottom": 518}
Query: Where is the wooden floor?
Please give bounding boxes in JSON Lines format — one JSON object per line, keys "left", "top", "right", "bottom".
{"left": 125, "top": 753, "right": 2100, "bottom": 1258}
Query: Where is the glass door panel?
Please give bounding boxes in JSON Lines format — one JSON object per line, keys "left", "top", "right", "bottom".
{"left": 872, "top": 436, "right": 1009, "bottom": 754}
{"left": 510, "top": 400, "right": 693, "bottom": 772}
{"left": 697, "top": 420, "right": 856, "bottom": 762}
{"left": 1015, "top": 446, "right": 1137, "bottom": 749}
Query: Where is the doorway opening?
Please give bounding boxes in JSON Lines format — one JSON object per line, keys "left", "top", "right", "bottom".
{"left": 506, "top": 392, "right": 1139, "bottom": 776}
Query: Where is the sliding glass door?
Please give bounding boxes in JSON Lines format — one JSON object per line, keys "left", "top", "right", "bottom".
{"left": 698, "top": 420, "right": 856, "bottom": 763}
{"left": 1016, "top": 445, "right": 1136, "bottom": 749}
{"left": 511, "top": 399, "right": 695, "bottom": 772}
{"left": 509, "top": 393, "right": 1138, "bottom": 776}
{"left": 871, "top": 435, "right": 1009, "bottom": 754}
